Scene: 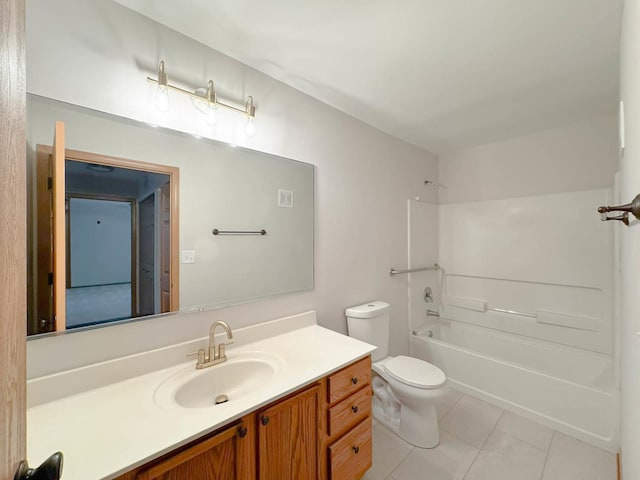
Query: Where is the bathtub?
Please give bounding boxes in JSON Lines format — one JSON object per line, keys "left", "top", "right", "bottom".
{"left": 411, "top": 320, "right": 619, "bottom": 452}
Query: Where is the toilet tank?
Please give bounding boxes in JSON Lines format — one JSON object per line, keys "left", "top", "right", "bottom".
{"left": 345, "top": 301, "right": 390, "bottom": 362}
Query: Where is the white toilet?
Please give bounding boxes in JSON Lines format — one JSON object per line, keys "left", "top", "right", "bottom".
{"left": 346, "top": 301, "right": 447, "bottom": 448}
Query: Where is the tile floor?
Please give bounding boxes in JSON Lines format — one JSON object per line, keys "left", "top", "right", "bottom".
{"left": 363, "top": 388, "right": 617, "bottom": 480}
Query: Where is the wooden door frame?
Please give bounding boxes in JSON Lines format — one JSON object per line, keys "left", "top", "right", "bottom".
{"left": 34, "top": 146, "right": 54, "bottom": 335}
{"left": 36, "top": 145, "right": 180, "bottom": 317}
{"left": 1, "top": 0, "right": 26, "bottom": 478}
{"left": 33, "top": 135, "right": 67, "bottom": 334}
{"left": 137, "top": 192, "right": 156, "bottom": 316}
{"left": 65, "top": 193, "right": 138, "bottom": 317}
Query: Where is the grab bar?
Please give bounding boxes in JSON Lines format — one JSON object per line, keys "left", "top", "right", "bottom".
{"left": 212, "top": 228, "right": 267, "bottom": 236}
{"left": 390, "top": 264, "right": 440, "bottom": 276}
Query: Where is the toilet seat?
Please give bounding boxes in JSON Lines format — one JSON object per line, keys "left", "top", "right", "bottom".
{"left": 383, "top": 355, "right": 446, "bottom": 389}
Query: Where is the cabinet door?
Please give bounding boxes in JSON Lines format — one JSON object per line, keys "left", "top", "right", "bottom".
{"left": 135, "top": 420, "right": 253, "bottom": 480}
{"left": 258, "top": 385, "right": 319, "bottom": 480}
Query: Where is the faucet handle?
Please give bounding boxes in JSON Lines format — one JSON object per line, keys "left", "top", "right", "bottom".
{"left": 215, "top": 342, "right": 229, "bottom": 360}
{"left": 187, "top": 348, "right": 206, "bottom": 364}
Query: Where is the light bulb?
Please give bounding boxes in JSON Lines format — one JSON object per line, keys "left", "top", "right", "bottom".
{"left": 155, "top": 85, "right": 170, "bottom": 112}
{"left": 206, "top": 104, "right": 217, "bottom": 126}
{"left": 245, "top": 116, "right": 256, "bottom": 137}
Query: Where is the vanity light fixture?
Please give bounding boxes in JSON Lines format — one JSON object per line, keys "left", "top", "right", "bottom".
{"left": 205, "top": 80, "right": 218, "bottom": 126}
{"left": 154, "top": 61, "right": 170, "bottom": 112}
{"left": 245, "top": 96, "right": 256, "bottom": 137}
{"left": 147, "top": 60, "right": 257, "bottom": 135}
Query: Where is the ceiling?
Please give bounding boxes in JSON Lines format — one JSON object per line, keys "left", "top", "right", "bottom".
{"left": 115, "top": 0, "right": 623, "bottom": 154}
{"left": 66, "top": 159, "right": 168, "bottom": 189}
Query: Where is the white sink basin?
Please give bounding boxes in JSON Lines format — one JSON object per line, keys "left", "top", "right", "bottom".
{"left": 154, "top": 351, "right": 284, "bottom": 409}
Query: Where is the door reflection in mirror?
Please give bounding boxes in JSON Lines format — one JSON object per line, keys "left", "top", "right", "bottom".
{"left": 30, "top": 143, "right": 178, "bottom": 336}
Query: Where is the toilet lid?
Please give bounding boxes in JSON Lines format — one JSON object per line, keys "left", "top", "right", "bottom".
{"left": 383, "top": 356, "right": 446, "bottom": 389}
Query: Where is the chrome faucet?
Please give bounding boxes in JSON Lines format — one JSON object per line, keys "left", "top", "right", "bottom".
{"left": 188, "top": 320, "right": 234, "bottom": 369}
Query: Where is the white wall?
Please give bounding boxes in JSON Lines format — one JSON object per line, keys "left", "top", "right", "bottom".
{"left": 439, "top": 189, "right": 614, "bottom": 354}
{"left": 25, "top": 0, "right": 439, "bottom": 376}
{"left": 619, "top": 0, "right": 640, "bottom": 476}
{"left": 439, "top": 115, "right": 618, "bottom": 204}
{"left": 69, "top": 198, "right": 131, "bottom": 287}
{"left": 438, "top": 116, "right": 618, "bottom": 354}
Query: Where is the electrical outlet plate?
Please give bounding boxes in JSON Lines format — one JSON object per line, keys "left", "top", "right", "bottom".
{"left": 181, "top": 250, "right": 195, "bottom": 264}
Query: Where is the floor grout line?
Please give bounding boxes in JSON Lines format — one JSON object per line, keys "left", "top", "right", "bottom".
{"left": 372, "top": 390, "right": 615, "bottom": 480}
{"left": 372, "top": 421, "right": 415, "bottom": 480}
{"left": 388, "top": 445, "right": 414, "bottom": 478}
{"left": 438, "top": 389, "right": 466, "bottom": 425}
{"left": 538, "top": 430, "right": 556, "bottom": 480}
{"left": 461, "top": 407, "right": 505, "bottom": 479}
{"left": 492, "top": 411, "right": 555, "bottom": 455}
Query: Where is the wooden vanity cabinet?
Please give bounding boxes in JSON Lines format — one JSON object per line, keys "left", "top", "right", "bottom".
{"left": 113, "top": 356, "right": 372, "bottom": 480}
{"left": 115, "top": 416, "right": 255, "bottom": 480}
{"left": 257, "top": 384, "right": 319, "bottom": 480}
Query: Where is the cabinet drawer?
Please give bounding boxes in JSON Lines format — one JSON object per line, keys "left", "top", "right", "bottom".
{"left": 328, "top": 418, "right": 372, "bottom": 480}
{"left": 327, "top": 356, "right": 371, "bottom": 404}
{"left": 328, "top": 384, "right": 371, "bottom": 438}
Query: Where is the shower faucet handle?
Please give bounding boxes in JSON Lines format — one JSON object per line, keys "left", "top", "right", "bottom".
{"left": 423, "top": 287, "right": 433, "bottom": 303}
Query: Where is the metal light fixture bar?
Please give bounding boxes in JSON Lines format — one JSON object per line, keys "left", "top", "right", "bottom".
{"left": 146, "top": 61, "right": 256, "bottom": 118}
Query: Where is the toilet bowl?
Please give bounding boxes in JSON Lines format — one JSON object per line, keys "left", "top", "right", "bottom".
{"left": 346, "top": 301, "right": 447, "bottom": 448}
{"left": 373, "top": 355, "right": 446, "bottom": 447}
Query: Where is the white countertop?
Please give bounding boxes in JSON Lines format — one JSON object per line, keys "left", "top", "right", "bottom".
{"left": 27, "top": 323, "right": 374, "bottom": 480}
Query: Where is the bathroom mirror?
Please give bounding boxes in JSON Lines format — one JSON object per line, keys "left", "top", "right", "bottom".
{"left": 26, "top": 94, "right": 314, "bottom": 337}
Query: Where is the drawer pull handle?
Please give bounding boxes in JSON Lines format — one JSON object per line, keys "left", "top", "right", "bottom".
{"left": 351, "top": 405, "right": 358, "bottom": 413}
{"left": 351, "top": 377, "right": 358, "bottom": 385}
{"left": 353, "top": 446, "right": 360, "bottom": 454}
{"left": 237, "top": 426, "right": 248, "bottom": 438}
{"left": 261, "top": 416, "right": 270, "bottom": 426}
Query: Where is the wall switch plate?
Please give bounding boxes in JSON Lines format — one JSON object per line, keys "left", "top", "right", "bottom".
{"left": 278, "top": 189, "right": 293, "bottom": 208}
{"left": 181, "top": 250, "right": 195, "bottom": 264}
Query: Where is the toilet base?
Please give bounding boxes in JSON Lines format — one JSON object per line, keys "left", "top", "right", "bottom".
{"left": 369, "top": 357, "right": 446, "bottom": 449}
{"left": 399, "top": 402, "right": 440, "bottom": 448}
{"left": 372, "top": 402, "right": 440, "bottom": 449}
